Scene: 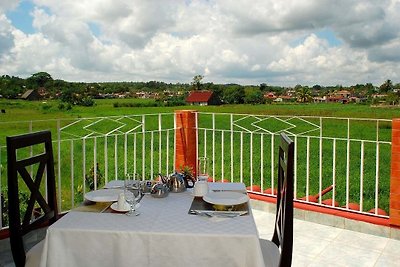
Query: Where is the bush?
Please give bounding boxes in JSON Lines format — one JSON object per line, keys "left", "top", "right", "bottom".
{"left": 1, "top": 188, "right": 30, "bottom": 227}
{"left": 41, "top": 103, "right": 52, "bottom": 111}
{"left": 113, "top": 101, "right": 159, "bottom": 108}
{"left": 85, "top": 164, "right": 104, "bottom": 190}
{"left": 80, "top": 97, "right": 95, "bottom": 107}
{"left": 58, "top": 102, "right": 73, "bottom": 110}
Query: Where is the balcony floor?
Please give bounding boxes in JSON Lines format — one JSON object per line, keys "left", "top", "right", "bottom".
{"left": 1, "top": 209, "right": 399, "bottom": 267}
{"left": 253, "top": 209, "right": 400, "bottom": 267}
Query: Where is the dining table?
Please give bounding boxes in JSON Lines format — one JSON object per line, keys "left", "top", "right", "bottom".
{"left": 38, "top": 182, "right": 265, "bottom": 267}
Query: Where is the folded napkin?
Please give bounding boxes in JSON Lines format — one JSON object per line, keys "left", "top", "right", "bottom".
{"left": 73, "top": 201, "right": 113, "bottom": 213}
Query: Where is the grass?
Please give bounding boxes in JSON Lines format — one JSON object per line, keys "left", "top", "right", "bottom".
{"left": 0, "top": 99, "right": 398, "bottom": 217}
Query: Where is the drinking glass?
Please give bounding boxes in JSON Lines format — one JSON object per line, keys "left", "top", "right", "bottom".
{"left": 197, "top": 157, "right": 209, "bottom": 182}
{"left": 124, "top": 174, "right": 142, "bottom": 216}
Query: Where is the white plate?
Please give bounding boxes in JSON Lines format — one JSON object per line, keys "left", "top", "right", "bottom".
{"left": 104, "top": 180, "right": 124, "bottom": 189}
{"left": 84, "top": 189, "right": 123, "bottom": 202}
{"left": 110, "top": 202, "right": 141, "bottom": 212}
{"left": 203, "top": 191, "right": 249, "bottom": 206}
{"left": 110, "top": 202, "right": 130, "bottom": 212}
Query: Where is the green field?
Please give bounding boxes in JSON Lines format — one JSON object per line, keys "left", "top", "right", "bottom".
{"left": 0, "top": 99, "right": 399, "bottom": 220}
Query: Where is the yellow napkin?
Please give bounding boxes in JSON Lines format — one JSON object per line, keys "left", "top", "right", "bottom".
{"left": 72, "top": 201, "right": 113, "bottom": 213}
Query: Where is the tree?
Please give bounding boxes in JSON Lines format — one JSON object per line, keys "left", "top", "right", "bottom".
{"left": 27, "top": 72, "right": 53, "bottom": 88}
{"left": 223, "top": 85, "right": 245, "bottom": 104}
{"left": 379, "top": 79, "right": 393, "bottom": 93}
{"left": 191, "top": 75, "right": 204, "bottom": 91}
{"left": 296, "top": 86, "right": 312, "bottom": 103}
{"left": 386, "top": 92, "right": 399, "bottom": 105}
{"left": 244, "top": 90, "right": 264, "bottom": 104}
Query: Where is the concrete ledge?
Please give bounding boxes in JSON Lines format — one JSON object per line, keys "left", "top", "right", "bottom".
{"left": 250, "top": 199, "right": 400, "bottom": 240}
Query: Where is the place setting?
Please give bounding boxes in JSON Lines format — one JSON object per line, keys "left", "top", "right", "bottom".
{"left": 76, "top": 173, "right": 146, "bottom": 214}
{"left": 188, "top": 158, "right": 250, "bottom": 218}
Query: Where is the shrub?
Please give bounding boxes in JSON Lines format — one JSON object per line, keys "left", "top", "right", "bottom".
{"left": 85, "top": 163, "right": 104, "bottom": 190}
{"left": 80, "top": 97, "right": 95, "bottom": 107}
{"left": 58, "top": 102, "right": 65, "bottom": 110}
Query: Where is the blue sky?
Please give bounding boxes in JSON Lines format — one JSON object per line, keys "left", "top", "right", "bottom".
{"left": 6, "top": 1, "right": 35, "bottom": 34}
{"left": 0, "top": 0, "right": 399, "bottom": 86}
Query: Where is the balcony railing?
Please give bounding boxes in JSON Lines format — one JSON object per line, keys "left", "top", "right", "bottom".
{"left": 0, "top": 111, "right": 393, "bottom": 230}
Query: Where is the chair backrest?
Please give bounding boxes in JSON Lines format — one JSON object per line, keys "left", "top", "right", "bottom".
{"left": 272, "top": 133, "right": 294, "bottom": 267}
{"left": 7, "top": 130, "right": 58, "bottom": 267}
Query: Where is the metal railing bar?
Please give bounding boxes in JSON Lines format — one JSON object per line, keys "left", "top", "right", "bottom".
{"left": 260, "top": 134, "right": 264, "bottom": 192}
{"left": 271, "top": 134, "right": 275, "bottom": 195}
{"left": 240, "top": 132, "right": 244, "bottom": 183}
{"left": 94, "top": 137, "right": 97, "bottom": 190}
{"left": 104, "top": 136, "right": 108, "bottom": 183}
{"left": 375, "top": 142, "right": 380, "bottom": 215}
{"left": 70, "top": 140, "right": 74, "bottom": 208}
{"left": 293, "top": 135, "right": 298, "bottom": 199}
{"left": 345, "top": 139, "right": 350, "bottom": 209}
{"left": 250, "top": 132, "right": 253, "bottom": 188}
{"left": 360, "top": 141, "right": 365, "bottom": 211}
{"left": 82, "top": 138, "right": 86, "bottom": 194}
{"left": 124, "top": 133, "right": 128, "bottom": 176}
{"left": 221, "top": 131, "right": 225, "bottom": 182}
{"left": 332, "top": 139, "right": 336, "bottom": 207}
{"left": 230, "top": 114, "right": 234, "bottom": 182}
{"left": 212, "top": 113, "right": 216, "bottom": 180}
{"left": 112, "top": 135, "right": 117, "bottom": 181}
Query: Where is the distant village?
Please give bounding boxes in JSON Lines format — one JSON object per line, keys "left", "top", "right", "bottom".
{"left": 1, "top": 72, "right": 399, "bottom": 106}
{"left": 16, "top": 85, "right": 399, "bottom": 107}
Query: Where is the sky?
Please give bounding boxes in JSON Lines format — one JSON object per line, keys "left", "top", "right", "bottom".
{"left": 0, "top": 0, "right": 400, "bottom": 86}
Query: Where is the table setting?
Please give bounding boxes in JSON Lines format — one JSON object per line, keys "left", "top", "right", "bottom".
{"left": 38, "top": 168, "right": 265, "bottom": 267}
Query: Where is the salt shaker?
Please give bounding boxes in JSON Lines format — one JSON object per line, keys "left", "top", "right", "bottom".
{"left": 117, "top": 192, "right": 126, "bottom": 210}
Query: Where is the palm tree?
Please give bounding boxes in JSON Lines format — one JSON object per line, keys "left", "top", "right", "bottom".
{"left": 296, "top": 86, "right": 312, "bottom": 103}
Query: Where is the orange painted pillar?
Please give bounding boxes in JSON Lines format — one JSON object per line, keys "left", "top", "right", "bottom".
{"left": 175, "top": 110, "right": 197, "bottom": 176}
{"left": 390, "top": 119, "right": 400, "bottom": 226}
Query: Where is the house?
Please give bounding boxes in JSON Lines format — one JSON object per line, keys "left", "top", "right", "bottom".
{"left": 313, "top": 96, "right": 326, "bottom": 103}
{"left": 186, "top": 91, "right": 220, "bottom": 106}
{"left": 263, "top": 92, "right": 276, "bottom": 100}
{"left": 21, "top": 89, "right": 40, "bottom": 101}
{"left": 336, "top": 90, "right": 351, "bottom": 98}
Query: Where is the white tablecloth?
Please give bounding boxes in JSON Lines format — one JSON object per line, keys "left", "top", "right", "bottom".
{"left": 39, "top": 183, "right": 265, "bottom": 267}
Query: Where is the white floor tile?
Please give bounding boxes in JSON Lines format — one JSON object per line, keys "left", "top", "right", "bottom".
{"left": 315, "top": 243, "right": 381, "bottom": 267}
{"left": 374, "top": 253, "right": 400, "bottom": 267}
{"left": 381, "top": 238, "right": 400, "bottom": 256}
{"left": 333, "top": 229, "right": 389, "bottom": 252}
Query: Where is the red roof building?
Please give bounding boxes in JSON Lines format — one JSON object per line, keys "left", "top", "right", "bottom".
{"left": 186, "top": 91, "right": 220, "bottom": 106}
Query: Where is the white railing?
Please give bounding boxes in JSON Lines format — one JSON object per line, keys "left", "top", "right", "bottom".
{"left": 196, "top": 112, "right": 391, "bottom": 218}
{"left": 0, "top": 112, "right": 392, "bottom": 230}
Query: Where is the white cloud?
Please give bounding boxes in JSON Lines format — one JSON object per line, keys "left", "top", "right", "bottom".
{"left": 0, "top": 0, "right": 19, "bottom": 12}
{"left": 0, "top": 0, "right": 399, "bottom": 86}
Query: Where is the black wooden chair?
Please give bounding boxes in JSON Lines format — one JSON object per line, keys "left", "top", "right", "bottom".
{"left": 260, "top": 133, "right": 294, "bottom": 267}
{"left": 7, "top": 130, "right": 58, "bottom": 267}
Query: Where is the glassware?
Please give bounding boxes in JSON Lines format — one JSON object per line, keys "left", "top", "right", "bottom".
{"left": 197, "top": 157, "right": 209, "bottom": 182}
{"left": 124, "top": 174, "right": 142, "bottom": 216}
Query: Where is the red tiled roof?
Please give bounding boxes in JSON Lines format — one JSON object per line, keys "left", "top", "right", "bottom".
{"left": 186, "top": 91, "right": 213, "bottom": 102}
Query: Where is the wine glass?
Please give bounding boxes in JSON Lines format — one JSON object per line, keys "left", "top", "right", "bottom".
{"left": 197, "top": 157, "right": 209, "bottom": 182}
{"left": 124, "top": 175, "right": 142, "bottom": 216}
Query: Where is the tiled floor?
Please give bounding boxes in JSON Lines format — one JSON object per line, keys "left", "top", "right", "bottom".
{"left": 253, "top": 209, "right": 400, "bottom": 267}
{"left": 1, "top": 209, "right": 399, "bottom": 267}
